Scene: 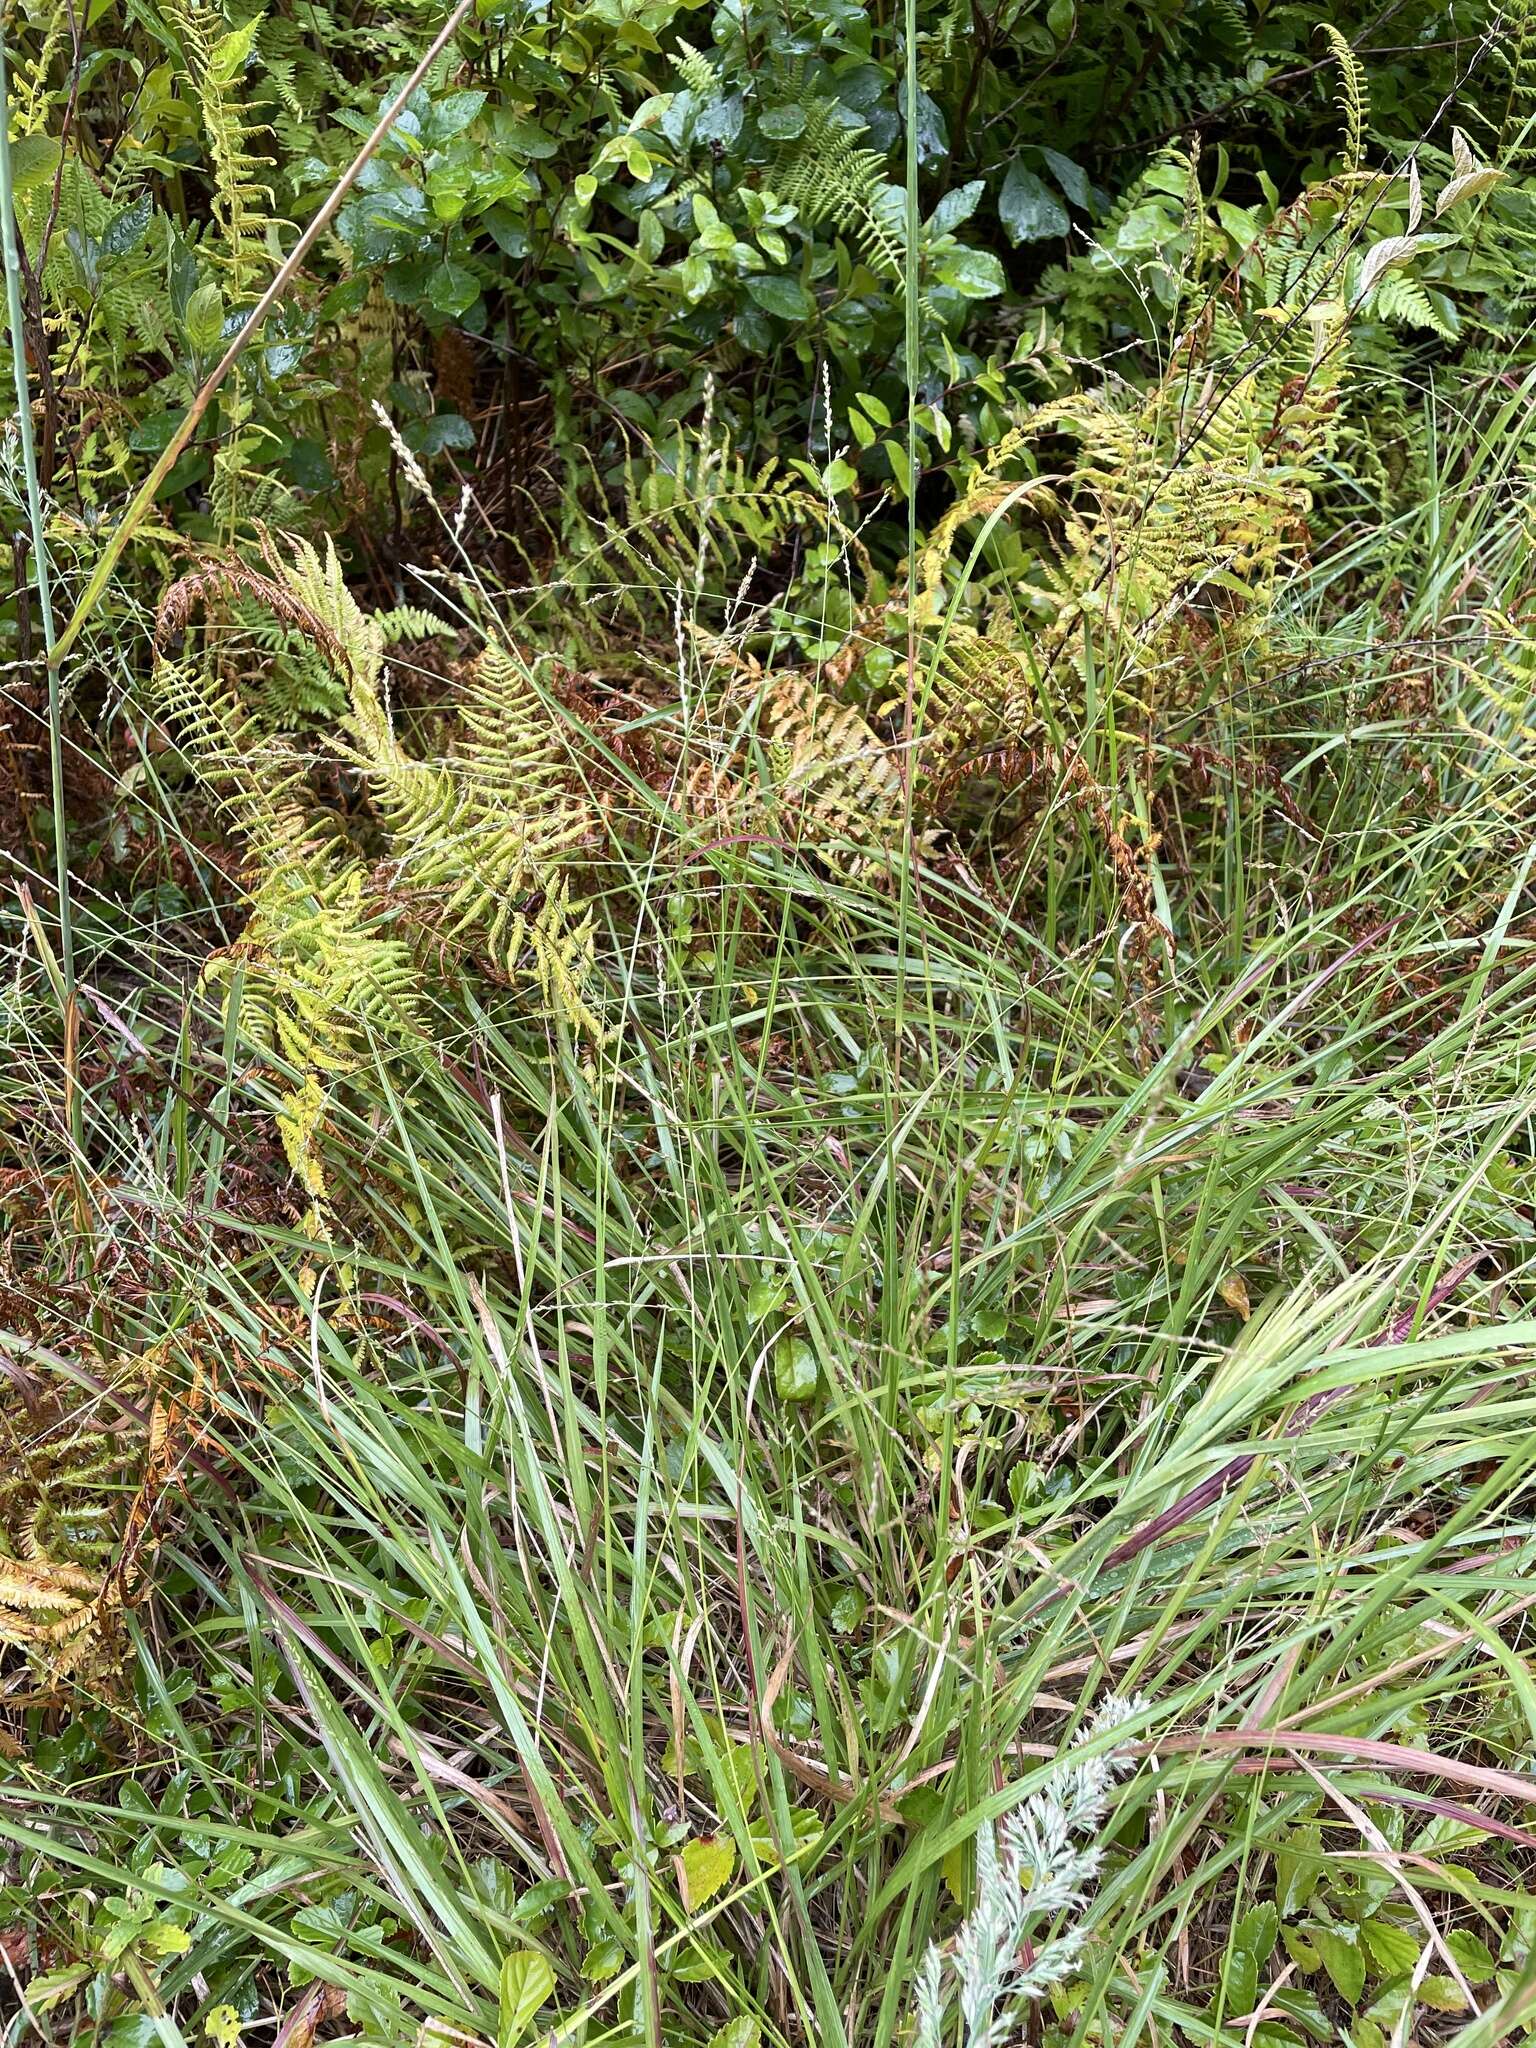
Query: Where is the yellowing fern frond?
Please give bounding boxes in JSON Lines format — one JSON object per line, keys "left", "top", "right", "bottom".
{"left": 168, "top": 2, "right": 280, "bottom": 299}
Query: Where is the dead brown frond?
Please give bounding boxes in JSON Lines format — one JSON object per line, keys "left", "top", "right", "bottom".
{"left": 0, "top": 1327, "right": 227, "bottom": 1699}
{"left": 155, "top": 549, "right": 351, "bottom": 678}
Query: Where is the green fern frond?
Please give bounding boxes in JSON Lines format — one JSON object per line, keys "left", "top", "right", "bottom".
{"left": 10, "top": 0, "right": 72, "bottom": 137}
{"left": 1316, "top": 24, "right": 1368, "bottom": 176}
{"left": 769, "top": 99, "right": 905, "bottom": 282}
{"left": 672, "top": 38, "right": 721, "bottom": 97}
{"left": 375, "top": 604, "right": 460, "bottom": 646}
{"left": 1370, "top": 269, "right": 1456, "bottom": 336}
{"left": 152, "top": 653, "right": 419, "bottom": 1077}
{"left": 167, "top": 2, "right": 280, "bottom": 299}
{"left": 270, "top": 539, "right": 602, "bottom": 1022}
{"left": 549, "top": 429, "right": 829, "bottom": 645}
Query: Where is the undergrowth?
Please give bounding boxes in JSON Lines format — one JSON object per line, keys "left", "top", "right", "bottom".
{"left": 6, "top": 6, "right": 1536, "bottom": 2048}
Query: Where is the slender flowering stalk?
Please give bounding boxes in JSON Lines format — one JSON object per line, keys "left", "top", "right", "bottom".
{"left": 912, "top": 1696, "right": 1145, "bottom": 2048}
{"left": 372, "top": 400, "right": 432, "bottom": 497}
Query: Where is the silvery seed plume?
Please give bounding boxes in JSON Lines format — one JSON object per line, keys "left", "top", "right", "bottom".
{"left": 910, "top": 1695, "right": 1146, "bottom": 2048}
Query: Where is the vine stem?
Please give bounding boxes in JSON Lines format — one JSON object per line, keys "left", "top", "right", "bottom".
{"left": 0, "top": 24, "right": 80, "bottom": 1154}
{"left": 48, "top": 0, "right": 476, "bottom": 667}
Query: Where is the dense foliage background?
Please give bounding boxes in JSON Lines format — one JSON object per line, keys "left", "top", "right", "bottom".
{"left": 0, "top": 0, "right": 1500, "bottom": 562}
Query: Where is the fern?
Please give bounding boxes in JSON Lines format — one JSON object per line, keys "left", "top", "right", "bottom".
{"left": 0, "top": 1341, "right": 205, "bottom": 1691}
{"left": 1371, "top": 269, "right": 1456, "bottom": 336}
{"left": 272, "top": 538, "right": 597, "bottom": 1001}
{"left": 748, "top": 667, "right": 908, "bottom": 854}
{"left": 1317, "top": 24, "right": 1368, "bottom": 178}
{"left": 902, "top": 199, "right": 1356, "bottom": 817}
{"left": 152, "top": 559, "right": 421, "bottom": 1113}
{"left": 545, "top": 427, "right": 829, "bottom": 649}
{"left": 158, "top": 535, "right": 608, "bottom": 1061}
{"left": 153, "top": 652, "right": 420, "bottom": 1076}
{"left": 672, "top": 38, "right": 721, "bottom": 97}
{"left": 9, "top": 0, "right": 72, "bottom": 138}
{"left": 1205, "top": 0, "right": 1251, "bottom": 46}
{"left": 155, "top": 634, "right": 418, "bottom": 1230}
{"left": 768, "top": 97, "right": 906, "bottom": 283}
{"left": 375, "top": 603, "right": 459, "bottom": 646}
{"left": 147, "top": 3, "right": 285, "bottom": 535}
{"left": 165, "top": 3, "right": 279, "bottom": 302}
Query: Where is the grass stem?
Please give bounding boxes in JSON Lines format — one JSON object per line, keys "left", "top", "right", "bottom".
{"left": 0, "top": 29, "right": 78, "bottom": 1153}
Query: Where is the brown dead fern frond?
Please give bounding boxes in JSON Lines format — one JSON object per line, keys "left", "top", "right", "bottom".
{"left": 155, "top": 554, "right": 351, "bottom": 677}
{"left": 0, "top": 1330, "right": 227, "bottom": 1698}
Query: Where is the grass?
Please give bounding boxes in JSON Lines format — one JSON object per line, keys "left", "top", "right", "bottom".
{"left": 6, "top": 66, "right": 1536, "bottom": 2035}
{"left": 8, "top": 377, "right": 1536, "bottom": 2048}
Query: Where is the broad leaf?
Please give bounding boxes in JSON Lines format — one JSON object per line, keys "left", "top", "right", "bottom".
{"left": 498, "top": 1952, "right": 554, "bottom": 2047}
{"left": 680, "top": 1834, "right": 736, "bottom": 1911}
{"left": 1311, "top": 1925, "right": 1365, "bottom": 2007}
{"left": 999, "top": 162, "right": 1068, "bottom": 244}
{"left": 746, "top": 275, "right": 813, "bottom": 320}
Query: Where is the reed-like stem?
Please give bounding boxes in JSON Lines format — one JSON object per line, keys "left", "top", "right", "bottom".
{"left": 901, "top": 0, "right": 920, "bottom": 780}
{"left": 0, "top": 30, "right": 78, "bottom": 1148}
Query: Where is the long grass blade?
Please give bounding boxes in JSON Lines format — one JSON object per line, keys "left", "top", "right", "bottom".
{"left": 0, "top": 32, "right": 75, "bottom": 1136}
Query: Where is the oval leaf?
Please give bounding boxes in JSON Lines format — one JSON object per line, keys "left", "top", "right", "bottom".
{"left": 498, "top": 1952, "right": 555, "bottom": 2048}
{"left": 999, "top": 162, "right": 1068, "bottom": 244}
{"left": 773, "top": 1337, "right": 818, "bottom": 1402}
{"left": 679, "top": 1834, "right": 736, "bottom": 1911}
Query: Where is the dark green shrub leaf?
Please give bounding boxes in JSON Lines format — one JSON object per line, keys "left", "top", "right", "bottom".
{"left": 746, "top": 275, "right": 813, "bottom": 320}
{"left": 759, "top": 104, "right": 806, "bottom": 140}
{"left": 999, "top": 162, "right": 1068, "bottom": 243}
{"left": 427, "top": 260, "right": 480, "bottom": 316}
{"left": 933, "top": 246, "right": 1006, "bottom": 297}
{"left": 408, "top": 412, "right": 477, "bottom": 455}
{"left": 930, "top": 179, "right": 984, "bottom": 234}
{"left": 1040, "top": 146, "right": 1090, "bottom": 207}
{"left": 427, "top": 90, "right": 488, "bottom": 144}
{"left": 102, "top": 192, "right": 153, "bottom": 257}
